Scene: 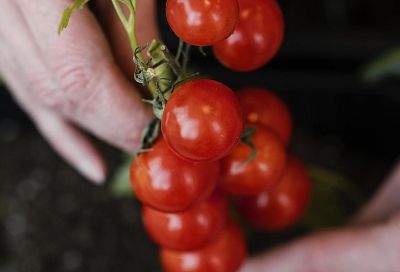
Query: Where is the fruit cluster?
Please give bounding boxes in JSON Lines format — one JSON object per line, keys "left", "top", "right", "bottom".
{"left": 58, "top": 0, "right": 312, "bottom": 271}
{"left": 166, "top": 0, "right": 285, "bottom": 72}
{"left": 129, "top": 0, "right": 311, "bottom": 271}
{"left": 130, "top": 81, "right": 311, "bottom": 271}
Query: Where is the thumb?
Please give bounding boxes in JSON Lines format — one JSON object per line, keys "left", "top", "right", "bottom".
{"left": 241, "top": 215, "right": 400, "bottom": 272}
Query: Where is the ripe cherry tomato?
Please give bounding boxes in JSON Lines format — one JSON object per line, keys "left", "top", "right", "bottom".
{"left": 166, "top": 0, "right": 239, "bottom": 46}
{"left": 237, "top": 87, "right": 292, "bottom": 145}
{"left": 220, "top": 124, "right": 286, "bottom": 196}
{"left": 237, "top": 156, "right": 312, "bottom": 230}
{"left": 142, "top": 191, "right": 228, "bottom": 251}
{"left": 162, "top": 79, "right": 243, "bottom": 162}
{"left": 130, "top": 138, "right": 219, "bottom": 212}
{"left": 161, "top": 221, "right": 246, "bottom": 272}
{"left": 213, "top": 0, "right": 284, "bottom": 71}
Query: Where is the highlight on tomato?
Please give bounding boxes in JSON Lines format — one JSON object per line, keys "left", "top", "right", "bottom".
{"left": 166, "top": 0, "right": 239, "bottom": 46}
{"left": 237, "top": 155, "right": 312, "bottom": 230}
{"left": 237, "top": 87, "right": 292, "bottom": 145}
{"left": 142, "top": 191, "right": 228, "bottom": 251}
{"left": 130, "top": 138, "right": 219, "bottom": 212}
{"left": 160, "top": 220, "right": 247, "bottom": 272}
{"left": 213, "top": 0, "right": 284, "bottom": 71}
{"left": 220, "top": 124, "right": 286, "bottom": 196}
{"left": 162, "top": 79, "right": 243, "bottom": 162}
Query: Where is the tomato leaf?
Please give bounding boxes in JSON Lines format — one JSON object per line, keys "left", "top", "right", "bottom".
{"left": 361, "top": 46, "right": 400, "bottom": 82}
{"left": 301, "top": 164, "right": 364, "bottom": 229}
{"left": 109, "top": 154, "right": 135, "bottom": 198}
{"left": 58, "top": 0, "right": 91, "bottom": 34}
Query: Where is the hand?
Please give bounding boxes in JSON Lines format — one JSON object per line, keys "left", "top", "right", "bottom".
{"left": 241, "top": 162, "right": 400, "bottom": 272}
{"left": 0, "top": 0, "right": 158, "bottom": 183}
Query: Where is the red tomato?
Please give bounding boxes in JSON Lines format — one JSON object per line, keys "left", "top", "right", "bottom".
{"left": 237, "top": 87, "right": 292, "bottom": 145}
{"left": 213, "top": 0, "right": 284, "bottom": 71}
{"left": 142, "top": 191, "right": 228, "bottom": 251}
{"left": 166, "top": 0, "right": 239, "bottom": 46}
{"left": 162, "top": 79, "right": 243, "bottom": 162}
{"left": 161, "top": 221, "right": 246, "bottom": 272}
{"left": 220, "top": 124, "right": 286, "bottom": 196}
{"left": 130, "top": 138, "right": 219, "bottom": 212}
{"left": 237, "top": 156, "right": 312, "bottom": 230}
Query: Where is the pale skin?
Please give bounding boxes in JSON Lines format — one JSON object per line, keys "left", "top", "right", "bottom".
{"left": 0, "top": 1, "right": 399, "bottom": 270}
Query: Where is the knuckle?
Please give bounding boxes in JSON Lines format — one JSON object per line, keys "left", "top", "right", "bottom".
{"left": 27, "top": 72, "right": 64, "bottom": 109}
{"left": 54, "top": 61, "right": 97, "bottom": 100}
{"left": 52, "top": 58, "right": 111, "bottom": 116}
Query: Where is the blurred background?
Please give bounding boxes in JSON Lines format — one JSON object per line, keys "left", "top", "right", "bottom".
{"left": 0, "top": 0, "right": 399, "bottom": 271}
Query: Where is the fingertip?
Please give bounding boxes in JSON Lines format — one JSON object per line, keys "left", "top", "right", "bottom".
{"left": 32, "top": 109, "right": 108, "bottom": 185}
{"left": 76, "top": 156, "right": 107, "bottom": 185}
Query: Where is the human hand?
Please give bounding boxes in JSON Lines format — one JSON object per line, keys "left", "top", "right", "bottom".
{"left": 0, "top": 0, "right": 158, "bottom": 183}
{"left": 241, "top": 162, "right": 400, "bottom": 272}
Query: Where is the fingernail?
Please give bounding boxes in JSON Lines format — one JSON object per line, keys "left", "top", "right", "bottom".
{"left": 77, "top": 159, "right": 106, "bottom": 185}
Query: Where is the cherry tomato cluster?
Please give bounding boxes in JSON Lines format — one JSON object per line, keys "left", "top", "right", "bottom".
{"left": 58, "top": 0, "right": 310, "bottom": 271}
{"left": 130, "top": 82, "right": 311, "bottom": 271}
{"left": 129, "top": 1, "right": 310, "bottom": 271}
{"left": 166, "top": 0, "right": 285, "bottom": 71}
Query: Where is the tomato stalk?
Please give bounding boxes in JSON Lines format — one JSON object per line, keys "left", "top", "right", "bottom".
{"left": 110, "top": 0, "right": 197, "bottom": 114}
{"left": 59, "top": 0, "right": 198, "bottom": 115}
{"left": 110, "top": 0, "right": 139, "bottom": 56}
{"left": 110, "top": 0, "right": 161, "bottom": 97}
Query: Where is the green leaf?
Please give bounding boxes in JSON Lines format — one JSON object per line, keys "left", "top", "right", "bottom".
{"left": 301, "top": 164, "right": 364, "bottom": 229}
{"left": 109, "top": 154, "right": 135, "bottom": 198}
{"left": 58, "top": 0, "right": 91, "bottom": 34}
{"left": 361, "top": 46, "right": 400, "bottom": 82}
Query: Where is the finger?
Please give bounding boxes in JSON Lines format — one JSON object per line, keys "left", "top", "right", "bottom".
{"left": 0, "top": 50, "right": 106, "bottom": 184}
{"left": 0, "top": 0, "right": 59, "bottom": 103}
{"left": 18, "top": 0, "right": 152, "bottom": 151}
{"left": 93, "top": 0, "right": 159, "bottom": 78}
{"left": 241, "top": 219, "right": 400, "bottom": 272}
{"left": 353, "top": 160, "right": 400, "bottom": 225}
{"left": 32, "top": 108, "right": 106, "bottom": 184}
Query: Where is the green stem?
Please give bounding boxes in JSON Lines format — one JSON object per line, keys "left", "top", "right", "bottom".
{"left": 111, "top": 0, "right": 128, "bottom": 28}
{"left": 182, "top": 43, "right": 191, "bottom": 72}
{"left": 111, "top": 0, "right": 152, "bottom": 92}
{"left": 176, "top": 39, "right": 184, "bottom": 62}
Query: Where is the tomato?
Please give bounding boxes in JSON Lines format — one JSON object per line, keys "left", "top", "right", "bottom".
{"left": 142, "top": 191, "right": 228, "bottom": 251}
{"left": 166, "top": 0, "right": 239, "bottom": 46}
{"left": 130, "top": 138, "right": 219, "bottom": 212}
{"left": 237, "top": 87, "right": 292, "bottom": 145}
{"left": 220, "top": 124, "right": 286, "bottom": 196}
{"left": 162, "top": 79, "right": 243, "bottom": 162}
{"left": 237, "top": 156, "right": 312, "bottom": 230}
{"left": 161, "top": 221, "right": 246, "bottom": 272}
{"left": 213, "top": 0, "right": 284, "bottom": 71}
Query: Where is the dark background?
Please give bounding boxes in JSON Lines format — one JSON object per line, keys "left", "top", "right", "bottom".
{"left": 0, "top": 0, "right": 399, "bottom": 271}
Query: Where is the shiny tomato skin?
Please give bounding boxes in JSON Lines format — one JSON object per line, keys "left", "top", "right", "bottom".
{"left": 161, "top": 221, "right": 246, "bottom": 272}
{"left": 213, "top": 0, "right": 284, "bottom": 71}
{"left": 166, "top": 0, "right": 239, "bottom": 46}
{"left": 220, "top": 124, "right": 286, "bottom": 196}
{"left": 162, "top": 79, "right": 243, "bottom": 162}
{"left": 130, "top": 138, "right": 219, "bottom": 212}
{"left": 237, "top": 87, "right": 292, "bottom": 145}
{"left": 237, "top": 156, "right": 312, "bottom": 230}
{"left": 142, "top": 191, "right": 228, "bottom": 251}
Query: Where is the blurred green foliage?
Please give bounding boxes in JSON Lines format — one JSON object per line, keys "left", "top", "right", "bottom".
{"left": 361, "top": 46, "right": 400, "bottom": 81}
{"left": 302, "top": 164, "right": 364, "bottom": 229}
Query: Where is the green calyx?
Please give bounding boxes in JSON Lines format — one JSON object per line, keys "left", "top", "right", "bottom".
{"left": 240, "top": 128, "right": 257, "bottom": 162}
